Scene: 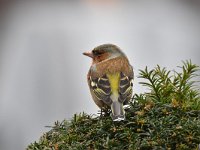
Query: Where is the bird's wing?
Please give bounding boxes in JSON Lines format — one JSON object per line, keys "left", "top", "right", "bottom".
{"left": 88, "top": 74, "right": 112, "bottom": 105}
{"left": 118, "top": 72, "right": 134, "bottom": 103}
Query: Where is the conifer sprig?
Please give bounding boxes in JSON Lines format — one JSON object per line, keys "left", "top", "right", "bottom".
{"left": 138, "top": 60, "right": 200, "bottom": 110}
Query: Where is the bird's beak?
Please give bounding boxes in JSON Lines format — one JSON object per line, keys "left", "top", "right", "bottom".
{"left": 83, "top": 52, "right": 94, "bottom": 58}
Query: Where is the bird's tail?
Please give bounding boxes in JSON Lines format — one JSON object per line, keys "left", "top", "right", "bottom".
{"left": 110, "top": 101, "right": 125, "bottom": 121}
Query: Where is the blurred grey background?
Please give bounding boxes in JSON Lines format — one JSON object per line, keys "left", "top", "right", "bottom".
{"left": 0, "top": 0, "right": 200, "bottom": 149}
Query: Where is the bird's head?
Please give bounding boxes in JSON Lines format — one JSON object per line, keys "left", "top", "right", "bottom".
{"left": 83, "top": 44, "right": 126, "bottom": 64}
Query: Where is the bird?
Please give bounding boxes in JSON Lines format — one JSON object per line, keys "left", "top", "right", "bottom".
{"left": 83, "top": 44, "right": 134, "bottom": 121}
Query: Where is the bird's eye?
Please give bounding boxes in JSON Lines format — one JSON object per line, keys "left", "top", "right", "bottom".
{"left": 92, "top": 50, "right": 102, "bottom": 56}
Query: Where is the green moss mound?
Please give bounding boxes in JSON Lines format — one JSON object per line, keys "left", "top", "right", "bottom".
{"left": 27, "top": 61, "right": 200, "bottom": 150}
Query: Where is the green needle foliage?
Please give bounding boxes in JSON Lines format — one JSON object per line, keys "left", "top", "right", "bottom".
{"left": 138, "top": 60, "right": 200, "bottom": 110}
{"left": 27, "top": 61, "right": 200, "bottom": 150}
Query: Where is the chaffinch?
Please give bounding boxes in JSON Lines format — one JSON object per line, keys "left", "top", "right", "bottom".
{"left": 83, "top": 44, "right": 134, "bottom": 121}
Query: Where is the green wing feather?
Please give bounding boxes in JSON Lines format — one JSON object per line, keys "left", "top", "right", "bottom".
{"left": 89, "top": 75, "right": 112, "bottom": 105}
{"left": 119, "top": 72, "right": 133, "bottom": 103}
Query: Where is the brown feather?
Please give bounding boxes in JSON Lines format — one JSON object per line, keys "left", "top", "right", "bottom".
{"left": 90, "top": 56, "right": 133, "bottom": 78}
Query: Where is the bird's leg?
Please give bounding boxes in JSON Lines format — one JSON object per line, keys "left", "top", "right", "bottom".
{"left": 98, "top": 106, "right": 111, "bottom": 119}
{"left": 103, "top": 108, "right": 111, "bottom": 117}
{"left": 98, "top": 109, "right": 104, "bottom": 119}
